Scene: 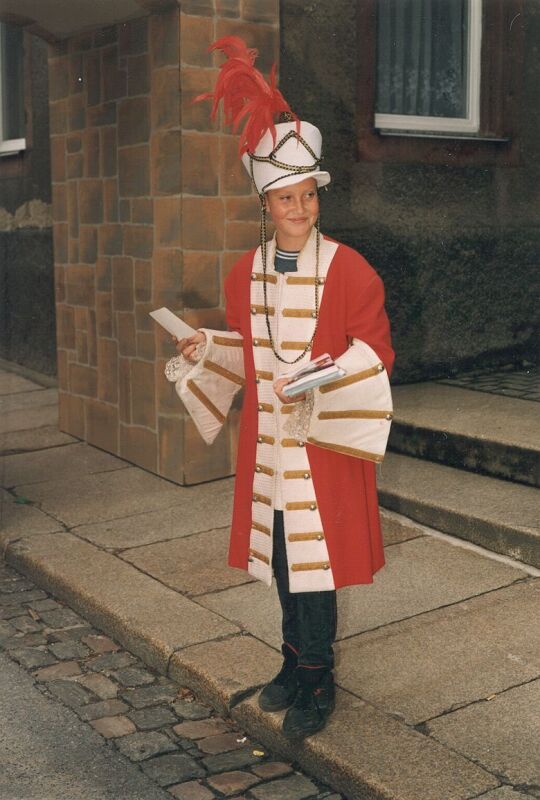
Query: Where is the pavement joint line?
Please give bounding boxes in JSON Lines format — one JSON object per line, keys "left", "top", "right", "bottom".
{"left": 334, "top": 577, "right": 532, "bottom": 644}
{"left": 414, "top": 673, "right": 540, "bottom": 727}
{"left": 383, "top": 509, "right": 540, "bottom": 577}
{"left": 0, "top": 441, "right": 80, "bottom": 458}
{"left": 113, "top": 524, "right": 234, "bottom": 555}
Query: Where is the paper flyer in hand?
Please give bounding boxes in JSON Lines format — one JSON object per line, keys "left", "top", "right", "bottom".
{"left": 149, "top": 308, "right": 198, "bottom": 340}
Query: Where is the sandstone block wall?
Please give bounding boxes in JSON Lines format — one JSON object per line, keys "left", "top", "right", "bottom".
{"left": 50, "top": 1, "right": 278, "bottom": 484}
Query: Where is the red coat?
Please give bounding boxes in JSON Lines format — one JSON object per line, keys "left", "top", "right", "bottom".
{"left": 224, "top": 235, "right": 394, "bottom": 589}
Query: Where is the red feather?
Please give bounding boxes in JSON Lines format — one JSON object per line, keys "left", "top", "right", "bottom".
{"left": 193, "top": 35, "right": 298, "bottom": 155}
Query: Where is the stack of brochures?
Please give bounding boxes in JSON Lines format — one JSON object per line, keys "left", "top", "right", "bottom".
{"left": 282, "top": 353, "right": 346, "bottom": 397}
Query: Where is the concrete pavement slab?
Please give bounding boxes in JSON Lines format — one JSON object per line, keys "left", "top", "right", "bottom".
{"left": 74, "top": 478, "right": 235, "bottom": 549}
{"left": 13, "top": 467, "right": 186, "bottom": 527}
{"left": 0, "top": 372, "right": 42, "bottom": 395}
{"left": 1, "top": 442, "right": 127, "bottom": 488}
{"left": 169, "top": 635, "right": 282, "bottom": 715}
{"left": 6, "top": 532, "right": 238, "bottom": 673}
{"left": 233, "top": 691, "right": 498, "bottom": 800}
{"left": 379, "top": 452, "right": 540, "bottom": 566}
{"left": 0, "top": 396, "right": 59, "bottom": 434}
{"left": 122, "top": 527, "right": 254, "bottom": 596}
{"left": 335, "top": 579, "right": 540, "bottom": 724}
{"left": 427, "top": 679, "right": 540, "bottom": 788}
{"left": 198, "top": 536, "right": 525, "bottom": 648}
{"left": 473, "top": 788, "right": 534, "bottom": 799}
{"left": 0, "top": 488, "right": 63, "bottom": 549}
{"left": 0, "top": 425, "right": 77, "bottom": 454}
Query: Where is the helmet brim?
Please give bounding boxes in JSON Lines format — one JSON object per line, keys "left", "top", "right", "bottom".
{"left": 262, "top": 170, "right": 331, "bottom": 193}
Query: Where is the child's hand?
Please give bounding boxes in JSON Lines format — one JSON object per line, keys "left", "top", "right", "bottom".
{"left": 273, "top": 376, "right": 306, "bottom": 404}
{"left": 172, "top": 331, "right": 206, "bottom": 363}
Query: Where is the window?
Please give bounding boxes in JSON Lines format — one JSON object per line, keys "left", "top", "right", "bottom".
{"left": 356, "top": 0, "right": 523, "bottom": 165}
{"left": 375, "top": 0, "right": 482, "bottom": 137}
{"left": 0, "top": 22, "right": 26, "bottom": 156}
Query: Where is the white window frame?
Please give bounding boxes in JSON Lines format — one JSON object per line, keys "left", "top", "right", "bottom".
{"left": 0, "top": 22, "right": 27, "bottom": 156}
{"left": 375, "top": 0, "right": 483, "bottom": 137}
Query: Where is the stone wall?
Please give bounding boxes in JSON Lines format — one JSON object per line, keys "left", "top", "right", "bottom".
{"left": 50, "top": 1, "right": 278, "bottom": 484}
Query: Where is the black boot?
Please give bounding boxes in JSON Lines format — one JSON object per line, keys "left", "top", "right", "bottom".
{"left": 282, "top": 668, "right": 335, "bottom": 740}
{"left": 258, "top": 644, "right": 298, "bottom": 712}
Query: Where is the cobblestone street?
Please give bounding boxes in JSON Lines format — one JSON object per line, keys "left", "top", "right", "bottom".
{"left": 0, "top": 560, "right": 343, "bottom": 800}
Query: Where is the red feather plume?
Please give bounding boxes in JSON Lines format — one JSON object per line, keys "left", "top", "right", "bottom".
{"left": 193, "top": 36, "right": 298, "bottom": 155}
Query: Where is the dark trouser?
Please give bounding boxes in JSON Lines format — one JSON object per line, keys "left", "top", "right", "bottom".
{"left": 272, "top": 510, "right": 337, "bottom": 671}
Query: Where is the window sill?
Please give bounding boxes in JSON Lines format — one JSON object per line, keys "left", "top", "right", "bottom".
{"left": 376, "top": 129, "right": 510, "bottom": 143}
{"left": 0, "top": 138, "right": 27, "bottom": 157}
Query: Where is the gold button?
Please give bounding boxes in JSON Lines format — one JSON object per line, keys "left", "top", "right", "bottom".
{"left": 258, "top": 403, "right": 263, "bottom": 411}
{"left": 298, "top": 440, "right": 305, "bottom": 447}
{"left": 317, "top": 534, "right": 324, "bottom": 541}
{"left": 323, "top": 562, "right": 330, "bottom": 570}
{"left": 257, "top": 435, "right": 263, "bottom": 443}
{"left": 317, "top": 277, "right": 325, "bottom": 285}
{"left": 311, "top": 311, "right": 317, "bottom": 319}
{"left": 253, "top": 339, "right": 259, "bottom": 346}
{"left": 255, "top": 377, "right": 260, "bottom": 384}
{"left": 310, "top": 503, "right": 317, "bottom": 511}
{"left": 251, "top": 273, "right": 257, "bottom": 281}
{"left": 251, "top": 306, "right": 257, "bottom": 314}
{"left": 248, "top": 556, "right": 254, "bottom": 562}
{"left": 303, "top": 472, "right": 310, "bottom": 479}
{"left": 253, "top": 494, "right": 258, "bottom": 502}
{"left": 377, "top": 363, "right": 384, "bottom": 372}
{"left": 255, "top": 465, "right": 262, "bottom": 473}
{"left": 386, "top": 413, "right": 393, "bottom": 420}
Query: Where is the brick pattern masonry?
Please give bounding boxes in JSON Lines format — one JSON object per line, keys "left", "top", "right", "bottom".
{"left": 0, "top": 560, "right": 342, "bottom": 800}
{"left": 50, "top": 2, "right": 279, "bottom": 485}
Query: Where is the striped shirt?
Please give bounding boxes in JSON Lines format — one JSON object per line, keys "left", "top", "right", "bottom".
{"left": 274, "top": 247, "right": 299, "bottom": 273}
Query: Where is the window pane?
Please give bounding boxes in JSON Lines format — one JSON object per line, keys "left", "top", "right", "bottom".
{"left": 376, "top": 0, "right": 468, "bottom": 118}
{"left": 1, "top": 23, "right": 25, "bottom": 140}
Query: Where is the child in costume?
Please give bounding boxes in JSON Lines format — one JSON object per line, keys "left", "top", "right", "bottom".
{"left": 166, "top": 37, "right": 394, "bottom": 739}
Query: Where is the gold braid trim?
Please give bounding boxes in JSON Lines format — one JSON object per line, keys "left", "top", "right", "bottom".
{"left": 291, "top": 561, "right": 330, "bottom": 572}
{"left": 319, "top": 364, "right": 385, "bottom": 393}
{"left": 288, "top": 532, "right": 324, "bottom": 542}
{"left": 252, "top": 521, "right": 271, "bottom": 536}
{"left": 249, "top": 548, "right": 270, "bottom": 565}
{"left": 203, "top": 360, "right": 245, "bottom": 387}
{"left": 212, "top": 335, "right": 243, "bottom": 347}
{"left": 187, "top": 380, "right": 225, "bottom": 424}
{"left": 318, "top": 409, "right": 393, "bottom": 420}
{"left": 307, "top": 437, "right": 384, "bottom": 463}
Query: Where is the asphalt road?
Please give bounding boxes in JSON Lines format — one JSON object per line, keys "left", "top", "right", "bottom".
{"left": 0, "top": 652, "right": 169, "bottom": 800}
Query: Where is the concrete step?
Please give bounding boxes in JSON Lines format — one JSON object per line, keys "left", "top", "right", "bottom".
{"left": 389, "top": 384, "right": 539, "bottom": 487}
{"left": 379, "top": 452, "right": 540, "bottom": 568}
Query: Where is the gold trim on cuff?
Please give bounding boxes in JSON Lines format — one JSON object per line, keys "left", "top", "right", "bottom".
{"left": 187, "top": 380, "right": 225, "bottom": 424}
{"left": 252, "top": 521, "right": 271, "bottom": 536}
{"left": 256, "top": 370, "right": 274, "bottom": 381}
{"left": 288, "top": 532, "right": 324, "bottom": 542}
{"left": 318, "top": 409, "right": 393, "bottom": 420}
{"left": 319, "top": 363, "right": 385, "bottom": 393}
{"left": 203, "top": 359, "right": 245, "bottom": 387}
{"left": 249, "top": 548, "right": 270, "bottom": 564}
{"left": 257, "top": 402, "right": 274, "bottom": 413}
{"left": 212, "top": 335, "right": 243, "bottom": 348}
{"left": 307, "top": 437, "right": 384, "bottom": 463}
{"left": 291, "top": 561, "right": 330, "bottom": 571}
{"left": 280, "top": 404, "right": 298, "bottom": 414}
